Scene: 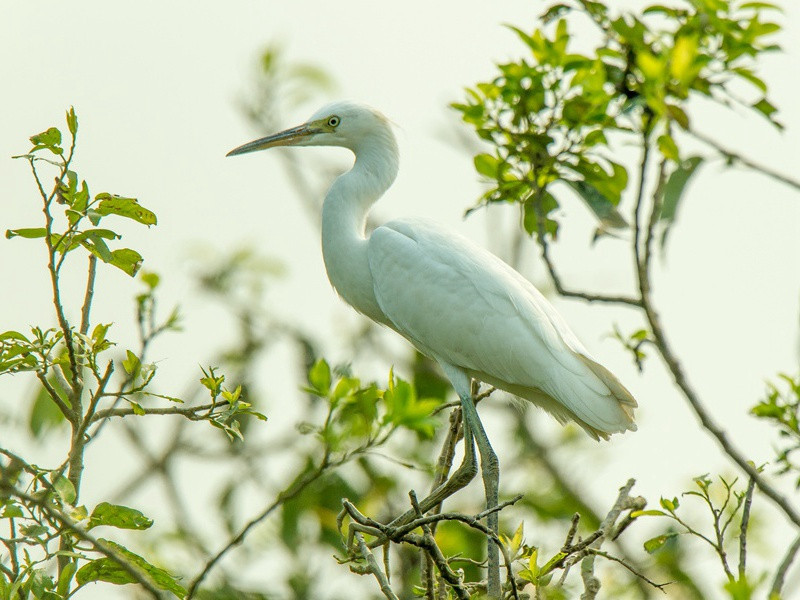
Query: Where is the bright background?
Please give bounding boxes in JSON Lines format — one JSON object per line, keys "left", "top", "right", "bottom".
{"left": 1, "top": 0, "right": 799, "bottom": 597}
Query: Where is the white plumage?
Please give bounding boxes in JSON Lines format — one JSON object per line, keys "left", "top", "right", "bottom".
{"left": 228, "top": 100, "right": 637, "bottom": 439}
{"left": 369, "top": 217, "right": 637, "bottom": 439}
{"left": 228, "top": 100, "right": 638, "bottom": 596}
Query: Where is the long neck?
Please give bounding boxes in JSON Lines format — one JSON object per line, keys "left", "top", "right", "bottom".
{"left": 321, "top": 131, "right": 399, "bottom": 326}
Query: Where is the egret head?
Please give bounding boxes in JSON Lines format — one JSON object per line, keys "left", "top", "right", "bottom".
{"left": 227, "top": 101, "right": 394, "bottom": 157}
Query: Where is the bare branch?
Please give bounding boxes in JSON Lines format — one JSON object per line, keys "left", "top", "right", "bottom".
{"left": 354, "top": 531, "right": 400, "bottom": 600}
{"left": 89, "top": 400, "right": 231, "bottom": 424}
{"left": 534, "top": 218, "right": 642, "bottom": 307}
{"left": 79, "top": 255, "right": 98, "bottom": 335}
{"left": 588, "top": 549, "right": 669, "bottom": 593}
{"left": 186, "top": 458, "right": 329, "bottom": 598}
{"left": 580, "top": 479, "right": 644, "bottom": 600}
{"left": 770, "top": 533, "right": 800, "bottom": 598}
{"left": 687, "top": 127, "right": 800, "bottom": 192}
{"left": 35, "top": 371, "right": 71, "bottom": 417}
{"left": 738, "top": 476, "right": 756, "bottom": 579}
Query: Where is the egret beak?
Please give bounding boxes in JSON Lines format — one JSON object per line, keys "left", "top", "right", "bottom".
{"left": 226, "top": 123, "right": 316, "bottom": 157}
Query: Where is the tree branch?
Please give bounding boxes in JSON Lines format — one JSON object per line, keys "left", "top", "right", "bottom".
{"left": 1, "top": 485, "right": 167, "bottom": 599}
{"left": 580, "top": 479, "right": 645, "bottom": 600}
{"left": 636, "top": 177, "right": 800, "bottom": 527}
{"left": 80, "top": 255, "right": 98, "bottom": 336}
{"left": 89, "top": 400, "right": 232, "bottom": 424}
{"left": 534, "top": 218, "right": 642, "bottom": 307}
{"left": 738, "top": 476, "right": 756, "bottom": 579}
{"left": 353, "top": 531, "right": 400, "bottom": 600}
{"left": 770, "top": 533, "right": 800, "bottom": 598}
{"left": 186, "top": 458, "right": 330, "bottom": 598}
{"left": 687, "top": 128, "right": 800, "bottom": 192}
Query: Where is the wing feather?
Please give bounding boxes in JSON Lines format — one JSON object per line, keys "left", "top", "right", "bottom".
{"left": 367, "top": 217, "right": 636, "bottom": 436}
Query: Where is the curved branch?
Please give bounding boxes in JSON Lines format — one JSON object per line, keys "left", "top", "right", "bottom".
{"left": 635, "top": 150, "right": 800, "bottom": 529}
{"left": 770, "top": 534, "right": 800, "bottom": 598}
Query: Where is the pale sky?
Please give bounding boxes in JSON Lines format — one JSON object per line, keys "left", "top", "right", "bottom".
{"left": 1, "top": 1, "right": 799, "bottom": 598}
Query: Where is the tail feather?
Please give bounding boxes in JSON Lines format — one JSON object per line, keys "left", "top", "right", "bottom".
{"left": 575, "top": 353, "right": 638, "bottom": 424}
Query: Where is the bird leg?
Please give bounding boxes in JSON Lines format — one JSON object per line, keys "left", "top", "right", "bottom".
{"left": 459, "top": 391, "right": 501, "bottom": 599}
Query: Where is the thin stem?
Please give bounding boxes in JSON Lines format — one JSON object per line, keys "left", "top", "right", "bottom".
{"left": 637, "top": 209, "right": 800, "bottom": 528}
{"left": 89, "top": 399, "right": 232, "bottom": 424}
{"left": 631, "top": 135, "right": 800, "bottom": 528}
{"left": 80, "top": 255, "right": 97, "bottom": 335}
{"left": 354, "top": 531, "right": 400, "bottom": 600}
{"left": 186, "top": 458, "right": 330, "bottom": 598}
{"left": 738, "top": 477, "right": 756, "bottom": 579}
{"left": 688, "top": 127, "right": 800, "bottom": 192}
{"left": 770, "top": 534, "right": 800, "bottom": 598}
{"left": 35, "top": 372, "right": 71, "bottom": 417}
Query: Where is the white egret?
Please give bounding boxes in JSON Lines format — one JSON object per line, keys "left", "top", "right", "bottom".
{"left": 228, "top": 101, "right": 637, "bottom": 596}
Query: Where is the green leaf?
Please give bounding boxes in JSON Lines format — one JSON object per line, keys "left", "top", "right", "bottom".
{"left": 308, "top": 359, "right": 332, "bottom": 395}
{"left": 140, "top": 271, "right": 160, "bottom": 289}
{"left": 473, "top": 153, "right": 499, "bottom": 178}
{"left": 1, "top": 502, "right": 24, "bottom": 518}
{"left": 540, "top": 3, "right": 571, "bottom": 24}
{"left": 733, "top": 67, "right": 767, "bottom": 92}
{"left": 630, "top": 509, "right": 666, "bottom": 517}
{"left": 122, "top": 350, "right": 141, "bottom": 376}
{"left": 564, "top": 180, "right": 628, "bottom": 229}
{"left": 51, "top": 475, "right": 77, "bottom": 504}
{"left": 0, "top": 330, "right": 29, "bottom": 342}
{"left": 95, "top": 194, "right": 157, "bottom": 226}
{"left": 659, "top": 496, "right": 678, "bottom": 511}
{"left": 657, "top": 134, "right": 680, "bottom": 162}
{"left": 740, "top": 1, "right": 781, "bottom": 9}
{"left": 665, "top": 104, "right": 690, "bottom": 129}
{"left": 5, "top": 228, "right": 47, "bottom": 240}
{"left": 89, "top": 502, "right": 153, "bottom": 530}
{"left": 21, "top": 524, "right": 49, "bottom": 538}
{"left": 644, "top": 533, "right": 677, "bottom": 553}
{"left": 752, "top": 97, "right": 784, "bottom": 129}
{"left": 29, "top": 380, "right": 67, "bottom": 436}
{"left": 75, "top": 539, "right": 185, "bottom": 597}
{"left": 109, "top": 248, "right": 144, "bottom": 276}
{"left": 659, "top": 156, "right": 703, "bottom": 252}
{"left": 56, "top": 561, "right": 77, "bottom": 597}
{"left": 81, "top": 237, "right": 113, "bottom": 263}
{"left": 670, "top": 36, "right": 698, "bottom": 84}
{"left": 66, "top": 107, "right": 78, "bottom": 136}
{"left": 30, "top": 127, "right": 63, "bottom": 155}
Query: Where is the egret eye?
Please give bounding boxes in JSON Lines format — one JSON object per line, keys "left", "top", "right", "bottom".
{"left": 327, "top": 116, "right": 340, "bottom": 127}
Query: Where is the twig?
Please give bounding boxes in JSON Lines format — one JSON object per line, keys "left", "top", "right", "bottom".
{"left": 89, "top": 400, "right": 232, "bottom": 423}
{"left": 636, "top": 170, "right": 800, "bottom": 528}
{"left": 408, "top": 492, "right": 470, "bottom": 600}
{"left": 580, "top": 479, "right": 641, "bottom": 600}
{"left": 79, "top": 255, "right": 98, "bottom": 335}
{"left": 532, "top": 198, "right": 642, "bottom": 308}
{"left": 770, "top": 533, "right": 800, "bottom": 598}
{"left": 588, "top": 549, "right": 669, "bottom": 592}
{"left": 186, "top": 458, "right": 329, "bottom": 598}
{"left": 738, "top": 476, "right": 756, "bottom": 579}
{"left": 354, "top": 531, "right": 400, "bottom": 600}
{"left": 35, "top": 371, "right": 71, "bottom": 417}
{"left": 687, "top": 127, "right": 800, "bottom": 192}
{"left": 341, "top": 495, "right": 522, "bottom": 599}
{"left": 2, "top": 485, "right": 166, "bottom": 599}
